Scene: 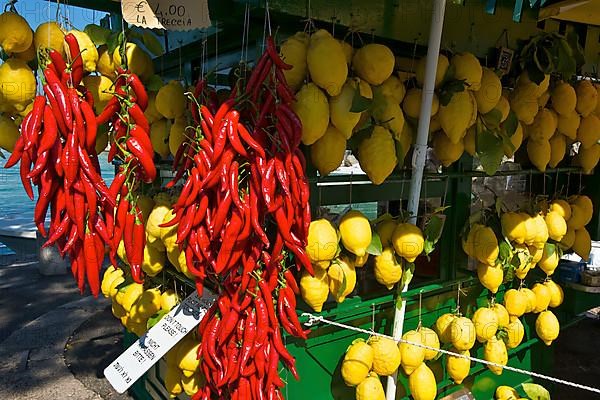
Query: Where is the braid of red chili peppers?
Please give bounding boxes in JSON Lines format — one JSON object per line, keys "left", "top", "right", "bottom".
{"left": 5, "top": 33, "right": 114, "bottom": 297}
{"left": 167, "top": 36, "right": 311, "bottom": 399}
{"left": 99, "top": 63, "right": 156, "bottom": 284}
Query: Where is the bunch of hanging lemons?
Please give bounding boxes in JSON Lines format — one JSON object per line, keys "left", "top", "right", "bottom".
{"left": 163, "top": 332, "right": 206, "bottom": 397}
{"left": 282, "top": 28, "right": 406, "bottom": 185}
{"left": 100, "top": 265, "right": 180, "bottom": 337}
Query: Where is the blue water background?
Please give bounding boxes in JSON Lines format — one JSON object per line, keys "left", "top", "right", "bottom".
{"left": 0, "top": 152, "right": 115, "bottom": 255}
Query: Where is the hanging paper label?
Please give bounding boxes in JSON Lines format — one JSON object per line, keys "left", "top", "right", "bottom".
{"left": 121, "top": 0, "right": 211, "bottom": 31}
{"left": 104, "top": 290, "right": 216, "bottom": 393}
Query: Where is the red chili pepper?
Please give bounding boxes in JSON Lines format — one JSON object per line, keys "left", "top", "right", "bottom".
{"left": 129, "top": 210, "right": 145, "bottom": 284}
{"left": 126, "top": 137, "right": 156, "bottom": 183}
{"left": 284, "top": 269, "right": 300, "bottom": 295}
{"left": 129, "top": 125, "right": 153, "bottom": 156}
{"left": 272, "top": 323, "right": 299, "bottom": 380}
{"left": 212, "top": 118, "right": 229, "bottom": 163}
{"left": 266, "top": 36, "right": 292, "bottom": 70}
{"left": 64, "top": 33, "right": 84, "bottom": 86}
{"left": 126, "top": 74, "right": 148, "bottom": 110}
{"left": 36, "top": 105, "right": 59, "bottom": 156}
{"left": 43, "top": 215, "right": 71, "bottom": 248}
{"left": 48, "top": 49, "right": 67, "bottom": 80}
{"left": 73, "top": 188, "right": 86, "bottom": 240}
{"left": 43, "top": 84, "right": 68, "bottom": 136}
{"left": 79, "top": 100, "right": 98, "bottom": 154}
{"left": 128, "top": 103, "right": 151, "bottom": 134}
{"left": 237, "top": 122, "right": 266, "bottom": 159}
{"left": 214, "top": 210, "right": 243, "bottom": 273}
{"left": 238, "top": 308, "right": 257, "bottom": 375}
{"left": 245, "top": 52, "right": 270, "bottom": 95}
{"left": 62, "top": 129, "right": 79, "bottom": 188}
{"left": 84, "top": 229, "right": 100, "bottom": 297}
{"left": 210, "top": 189, "right": 232, "bottom": 236}
{"left": 27, "top": 150, "right": 49, "bottom": 180}
{"left": 19, "top": 151, "right": 34, "bottom": 200}
{"left": 225, "top": 110, "right": 248, "bottom": 157}
{"left": 96, "top": 98, "right": 119, "bottom": 125}
{"left": 23, "top": 96, "right": 46, "bottom": 152}
{"left": 43, "top": 68, "right": 73, "bottom": 127}
{"left": 78, "top": 146, "right": 115, "bottom": 208}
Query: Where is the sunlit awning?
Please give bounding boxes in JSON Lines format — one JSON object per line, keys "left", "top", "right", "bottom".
{"left": 539, "top": 0, "right": 600, "bottom": 26}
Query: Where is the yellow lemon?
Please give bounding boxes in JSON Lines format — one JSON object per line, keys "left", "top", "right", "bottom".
{"left": 474, "top": 68, "right": 502, "bottom": 113}
{"left": 557, "top": 110, "right": 580, "bottom": 140}
{"left": 293, "top": 82, "right": 329, "bottom": 145}
{"left": 450, "top": 316, "right": 476, "bottom": 351}
{"left": 503, "top": 121, "right": 524, "bottom": 157}
{"left": 156, "top": 81, "right": 186, "bottom": 119}
{"left": 492, "top": 303, "right": 510, "bottom": 327}
{"left": 145, "top": 92, "right": 163, "bottom": 124}
{"left": 570, "top": 194, "right": 593, "bottom": 225}
{"left": 577, "top": 114, "right": 600, "bottom": 149}
{"left": 352, "top": 43, "right": 395, "bottom": 86}
{"left": 544, "top": 210, "right": 567, "bottom": 242}
{"left": 573, "top": 227, "right": 591, "bottom": 260}
{"left": 300, "top": 268, "right": 329, "bottom": 313}
{"left": 392, "top": 222, "right": 424, "bottom": 263}
{"left": 374, "top": 247, "right": 402, "bottom": 290}
{"left": 338, "top": 39, "right": 353, "bottom": 64}
{"left": 402, "top": 88, "right": 439, "bottom": 119}
{"left": 141, "top": 244, "right": 166, "bottom": 277}
{"left": 399, "top": 329, "right": 426, "bottom": 375}
{"left": 420, "top": 327, "right": 440, "bottom": 360}
{"left": 416, "top": 54, "right": 449, "bottom": 89}
{"left": 373, "top": 75, "right": 406, "bottom": 104}
{"left": 503, "top": 288, "right": 527, "bottom": 317}
{"left": 0, "top": 12, "right": 32, "bottom": 54}
{"left": 536, "top": 310, "right": 560, "bottom": 345}
{"left": 307, "top": 219, "right": 339, "bottom": 263}
{"left": 96, "top": 45, "right": 117, "bottom": 80}
{"left": 472, "top": 307, "right": 499, "bottom": 343}
{"left": 494, "top": 95, "right": 511, "bottom": 122}
{"left": 280, "top": 35, "right": 308, "bottom": 91}
{"left": 150, "top": 119, "right": 170, "bottom": 159}
{"left": 341, "top": 339, "right": 374, "bottom": 386}
{"left": 520, "top": 287, "right": 536, "bottom": 313}
{"left": 307, "top": 29, "right": 347, "bottom": 96}
{"left": 130, "top": 288, "right": 162, "bottom": 321}
{"left": 176, "top": 336, "right": 201, "bottom": 374}
{"left": 517, "top": 71, "right": 550, "bottom": 97}
{"left": 339, "top": 210, "right": 372, "bottom": 257}
{"left": 368, "top": 336, "right": 401, "bottom": 376}
{"left": 496, "top": 385, "right": 519, "bottom": 400}
{"left": 447, "top": 347, "right": 470, "bottom": 384}
{"left": 531, "top": 283, "right": 551, "bottom": 313}
{"left": 0, "top": 114, "right": 19, "bottom": 152}
{"left": 505, "top": 317, "right": 525, "bottom": 349}
{"left": 113, "top": 42, "right": 153, "bottom": 80}
{"left": 550, "top": 199, "right": 571, "bottom": 220}
{"left": 329, "top": 79, "right": 365, "bottom": 139}
{"left": 433, "top": 131, "right": 464, "bottom": 167}
{"left": 511, "top": 83, "right": 539, "bottom": 125}
{"left": 559, "top": 228, "right": 576, "bottom": 250}
{"left": 501, "top": 212, "right": 527, "bottom": 244}
{"left": 477, "top": 263, "right": 503, "bottom": 294}
{"left": 310, "top": 124, "right": 346, "bottom": 176}
{"left": 0, "top": 58, "right": 36, "bottom": 111}
{"left": 328, "top": 256, "right": 356, "bottom": 303}
{"left": 358, "top": 125, "right": 398, "bottom": 185}
{"left": 576, "top": 79, "right": 598, "bottom": 117}
{"left": 376, "top": 217, "right": 397, "bottom": 247}
{"left": 66, "top": 30, "right": 98, "bottom": 72}
{"left": 527, "top": 138, "right": 551, "bottom": 172}
{"left": 356, "top": 372, "right": 385, "bottom": 400}
{"left": 484, "top": 336, "right": 508, "bottom": 375}
{"left": 538, "top": 243, "right": 560, "bottom": 276}
{"left": 122, "top": 283, "right": 145, "bottom": 312}
{"left": 451, "top": 52, "right": 482, "bottom": 90}
{"left": 408, "top": 363, "right": 437, "bottom": 400}
{"left": 34, "top": 21, "right": 64, "bottom": 57}
{"left": 164, "top": 365, "right": 183, "bottom": 396}
{"left": 435, "top": 313, "right": 457, "bottom": 344}
{"left": 574, "top": 144, "right": 600, "bottom": 174}
{"left": 82, "top": 75, "right": 114, "bottom": 112}
{"left": 161, "top": 289, "right": 180, "bottom": 311}
{"left": 439, "top": 90, "right": 476, "bottom": 144}
{"left": 551, "top": 81, "right": 577, "bottom": 116}
{"left": 168, "top": 117, "right": 187, "bottom": 157}
{"left": 544, "top": 280, "right": 564, "bottom": 308}
{"left": 473, "top": 226, "right": 499, "bottom": 266}
{"left": 371, "top": 95, "right": 406, "bottom": 140}
{"left": 464, "top": 125, "right": 476, "bottom": 156}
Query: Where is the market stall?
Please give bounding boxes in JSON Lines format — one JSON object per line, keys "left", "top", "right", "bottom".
{"left": 1, "top": 0, "right": 600, "bottom": 399}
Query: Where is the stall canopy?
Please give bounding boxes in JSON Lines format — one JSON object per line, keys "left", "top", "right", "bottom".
{"left": 539, "top": 0, "right": 600, "bottom": 25}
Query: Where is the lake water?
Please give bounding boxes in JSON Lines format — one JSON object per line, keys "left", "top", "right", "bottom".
{"left": 0, "top": 151, "right": 115, "bottom": 255}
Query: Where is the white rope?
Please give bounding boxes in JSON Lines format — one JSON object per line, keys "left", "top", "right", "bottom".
{"left": 301, "top": 313, "right": 600, "bottom": 395}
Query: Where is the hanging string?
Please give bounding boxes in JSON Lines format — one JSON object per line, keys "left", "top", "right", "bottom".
{"left": 371, "top": 303, "right": 376, "bottom": 332}
{"left": 301, "top": 312, "right": 600, "bottom": 395}
{"left": 416, "top": 290, "right": 423, "bottom": 329}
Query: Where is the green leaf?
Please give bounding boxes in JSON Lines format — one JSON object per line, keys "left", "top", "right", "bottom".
{"left": 401, "top": 261, "right": 415, "bottom": 287}
{"left": 566, "top": 31, "right": 585, "bottom": 69}
{"left": 141, "top": 31, "right": 164, "bottom": 57}
{"left": 476, "top": 128, "right": 504, "bottom": 175}
{"left": 350, "top": 89, "right": 373, "bottom": 113}
{"left": 525, "top": 61, "right": 546, "bottom": 86}
{"left": 423, "top": 215, "right": 445, "bottom": 256}
{"left": 482, "top": 109, "right": 502, "bottom": 130}
{"left": 84, "top": 24, "right": 111, "bottom": 46}
{"left": 438, "top": 79, "right": 467, "bottom": 106}
{"left": 394, "top": 139, "right": 406, "bottom": 168}
{"left": 347, "top": 124, "right": 374, "bottom": 153}
{"left": 545, "top": 242, "right": 555, "bottom": 258}
{"left": 502, "top": 110, "right": 518, "bottom": 137}
{"left": 395, "top": 293, "right": 403, "bottom": 310}
{"left": 145, "top": 75, "right": 164, "bottom": 91}
{"left": 366, "top": 231, "right": 383, "bottom": 256}
{"left": 498, "top": 240, "right": 512, "bottom": 262}
{"left": 146, "top": 309, "right": 169, "bottom": 330}
{"left": 556, "top": 39, "right": 577, "bottom": 80}
{"left": 106, "top": 31, "right": 124, "bottom": 57}
{"left": 522, "top": 383, "right": 551, "bottom": 400}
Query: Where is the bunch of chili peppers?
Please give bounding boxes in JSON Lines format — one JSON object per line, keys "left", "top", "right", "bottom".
{"left": 165, "top": 36, "right": 312, "bottom": 400}
{"left": 5, "top": 34, "right": 115, "bottom": 297}
{"left": 97, "top": 66, "right": 156, "bottom": 284}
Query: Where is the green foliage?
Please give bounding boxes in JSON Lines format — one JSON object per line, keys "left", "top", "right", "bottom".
{"left": 366, "top": 231, "right": 383, "bottom": 256}
{"left": 146, "top": 309, "right": 169, "bottom": 329}
{"left": 522, "top": 383, "right": 551, "bottom": 400}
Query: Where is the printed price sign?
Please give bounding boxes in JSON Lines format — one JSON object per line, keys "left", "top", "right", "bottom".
{"left": 121, "top": 0, "right": 211, "bottom": 31}
{"left": 104, "top": 290, "right": 216, "bottom": 394}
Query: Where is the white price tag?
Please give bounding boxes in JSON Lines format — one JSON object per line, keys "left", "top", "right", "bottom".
{"left": 121, "top": 0, "right": 211, "bottom": 31}
{"left": 104, "top": 290, "right": 216, "bottom": 394}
